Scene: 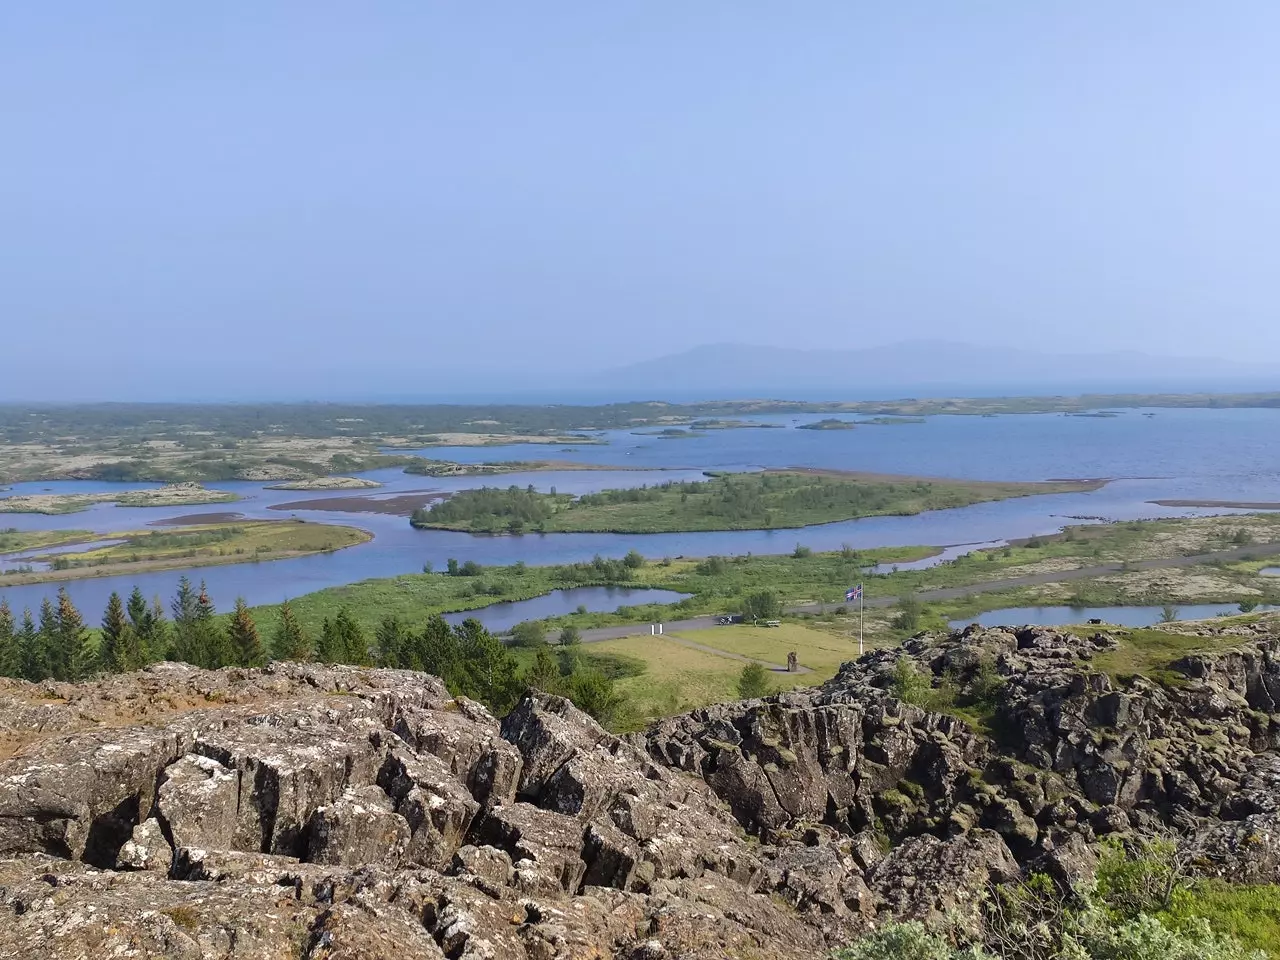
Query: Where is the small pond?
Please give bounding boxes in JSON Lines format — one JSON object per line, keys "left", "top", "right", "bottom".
{"left": 1262, "top": 568, "right": 1280, "bottom": 577}
{"left": 442, "top": 586, "right": 690, "bottom": 634}
{"left": 950, "top": 603, "right": 1280, "bottom": 630}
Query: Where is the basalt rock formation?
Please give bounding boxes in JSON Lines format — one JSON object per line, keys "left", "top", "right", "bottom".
{"left": 2, "top": 624, "right": 1280, "bottom": 958}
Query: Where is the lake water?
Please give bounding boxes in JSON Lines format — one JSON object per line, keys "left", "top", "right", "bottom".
{"left": 951, "top": 603, "right": 1280, "bottom": 629}
{"left": 3, "top": 407, "right": 1280, "bottom": 616}
{"left": 442, "top": 586, "right": 689, "bottom": 633}
{"left": 1263, "top": 568, "right": 1280, "bottom": 577}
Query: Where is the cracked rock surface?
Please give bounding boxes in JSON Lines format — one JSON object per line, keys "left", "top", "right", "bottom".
{"left": 3, "top": 626, "right": 1280, "bottom": 957}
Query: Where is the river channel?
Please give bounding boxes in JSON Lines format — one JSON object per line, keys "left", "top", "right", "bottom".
{"left": 2, "top": 407, "right": 1279, "bottom": 614}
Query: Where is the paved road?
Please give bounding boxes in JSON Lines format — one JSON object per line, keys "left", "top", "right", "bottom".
{"left": 575, "top": 540, "right": 1280, "bottom": 646}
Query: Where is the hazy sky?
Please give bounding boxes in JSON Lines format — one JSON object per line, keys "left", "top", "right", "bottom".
{"left": 3, "top": 3, "right": 1279, "bottom": 398}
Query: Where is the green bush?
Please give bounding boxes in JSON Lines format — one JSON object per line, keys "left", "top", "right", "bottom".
{"left": 831, "top": 922, "right": 992, "bottom": 959}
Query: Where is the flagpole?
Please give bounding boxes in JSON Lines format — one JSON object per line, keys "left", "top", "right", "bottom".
{"left": 859, "top": 587, "right": 864, "bottom": 656}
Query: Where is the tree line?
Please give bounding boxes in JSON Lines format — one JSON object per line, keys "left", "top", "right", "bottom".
{"left": 0, "top": 577, "right": 626, "bottom": 725}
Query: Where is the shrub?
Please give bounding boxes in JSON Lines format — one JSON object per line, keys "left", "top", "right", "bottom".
{"left": 893, "top": 596, "right": 923, "bottom": 633}
{"left": 741, "top": 589, "right": 782, "bottom": 622}
{"left": 736, "top": 662, "right": 773, "bottom": 699}
{"left": 510, "top": 621, "right": 546, "bottom": 648}
{"left": 831, "top": 922, "right": 992, "bottom": 959}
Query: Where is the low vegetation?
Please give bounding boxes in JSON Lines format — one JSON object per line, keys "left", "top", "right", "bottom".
{"left": 0, "top": 520, "right": 370, "bottom": 585}
{"left": 0, "top": 482, "right": 239, "bottom": 515}
{"left": 834, "top": 838, "right": 1278, "bottom": 960}
{"left": 410, "top": 471, "right": 1100, "bottom": 534}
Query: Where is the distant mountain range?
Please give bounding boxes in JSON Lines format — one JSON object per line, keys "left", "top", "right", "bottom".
{"left": 589, "top": 341, "right": 1280, "bottom": 400}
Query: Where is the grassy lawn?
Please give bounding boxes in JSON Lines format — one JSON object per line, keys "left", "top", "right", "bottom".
{"left": 673, "top": 623, "right": 867, "bottom": 676}
{"left": 410, "top": 470, "right": 1101, "bottom": 534}
{"left": 1, "top": 520, "right": 370, "bottom": 586}
{"left": 581, "top": 623, "right": 862, "bottom": 728}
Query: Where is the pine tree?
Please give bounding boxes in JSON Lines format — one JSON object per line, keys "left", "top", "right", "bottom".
{"left": 315, "top": 617, "right": 342, "bottom": 664}
{"left": 196, "top": 584, "right": 233, "bottom": 669}
{"left": 99, "top": 592, "right": 128, "bottom": 673}
{"left": 56, "top": 588, "right": 94, "bottom": 681}
{"left": 272, "top": 601, "right": 311, "bottom": 661}
{"left": 228, "top": 598, "right": 265, "bottom": 667}
{"left": 17, "top": 609, "right": 41, "bottom": 682}
{"left": 0, "top": 600, "right": 17, "bottom": 678}
{"left": 171, "top": 576, "right": 200, "bottom": 624}
{"left": 375, "top": 616, "right": 409, "bottom": 668}
{"left": 316, "top": 608, "right": 367, "bottom": 665}
{"left": 117, "top": 623, "right": 144, "bottom": 674}
{"left": 148, "top": 596, "right": 171, "bottom": 662}
{"left": 524, "top": 644, "right": 563, "bottom": 695}
{"left": 171, "top": 580, "right": 228, "bottom": 668}
{"left": 126, "top": 587, "right": 158, "bottom": 666}
{"left": 37, "top": 598, "right": 59, "bottom": 681}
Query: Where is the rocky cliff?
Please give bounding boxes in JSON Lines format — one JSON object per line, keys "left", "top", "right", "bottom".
{"left": 2, "top": 623, "right": 1279, "bottom": 958}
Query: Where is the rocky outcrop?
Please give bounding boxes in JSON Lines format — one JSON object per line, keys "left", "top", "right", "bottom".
{"left": 4, "top": 624, "right": 1280, "bottom": 957}
{"left": 0, "top": 663, "right": 834, "bottom": 958}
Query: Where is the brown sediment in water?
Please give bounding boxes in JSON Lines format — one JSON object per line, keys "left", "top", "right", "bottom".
{"left": 269, "top": 490, "right": 449, "bottom": 517}
{"left": 149, "top": 512, "right": 247, "bottom": 526}
{"left": 1150, "top": 499, "right": 1280, "bottom": 509}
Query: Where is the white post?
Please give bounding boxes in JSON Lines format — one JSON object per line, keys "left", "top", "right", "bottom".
{"left": 658, "top": 623, "right": 663, "bottom": 635}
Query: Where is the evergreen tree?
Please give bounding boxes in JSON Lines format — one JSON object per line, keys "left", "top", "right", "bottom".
{"left": 126, "top": 586, "right": 150, "bottom": 633}
{"left": 228, "top": 598, "right": 265, "bottom": 667}
{"left": 524, "top": 644, "right": 563, "bottom": 695}
{"left": 452, "top": 618, "right": 522, "bottom": 713}
{"left": 126, "top": 587, "right": 158, "bottom": 665}
{"left": 99, "top": 592, "right": 128, "bottom": 673}
{"left": 195, "top": 584, "right": 233, "bottom": 669}
{"left": 55, "top": 588, "right": 94, "bottom": 681}
{"left": 117, "top": 623, "right": 144, "bottom": 674}
{"left": 147, "top": 596, "right": 171, "bottom": 662}
{"left": 272, "top": 601, "right": 311, "bottom": 661}
{"left": 414, "top": 615, "right": 458, "bottom": 679}
{"left": 171, "top": 580, "right": 228, "bottom": 668}
{"left": 375, "top": 615, "right": 410, "bottom": 668}
{"left": 329, "top": 607, "right": 368, "bottom": 665}
{"left": 0, "top": 600, "right": 17, "bottom": 678}
{"left": 315, "top": 617, "right": 342, "bottom": 664}
{"left": 37, "top": 597, "right": 59, "bottom": 681}
{"left": 171, "top": 576, "right": 200, "bottom": 624}
{"left": 17, "top": 609, "right": 42, "bottom": 682}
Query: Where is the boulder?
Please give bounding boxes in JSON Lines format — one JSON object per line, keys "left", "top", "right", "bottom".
{"left": 115, "top": 817, "right": 172, "bottom": 871}
{"left": 306, "top": 785, "right": 411, "bottom": 867}
{"left": 156, "top": 752, "right": 239, "bottom": 852}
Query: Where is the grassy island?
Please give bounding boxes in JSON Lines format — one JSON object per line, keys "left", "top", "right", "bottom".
{"left": 0, "top": 519, "right": 371, "bottom": 585}
{"left": 0, "top": 483, "right": 240, "bottom": 515}
{"left": 266, "top": 477, "right": 382, "bottom": 491}
{"left": 409, "top": 470, "right": 1104, "bottom": 534}
{"left": 796, "top": 418, "right": 857, "bottom": 430}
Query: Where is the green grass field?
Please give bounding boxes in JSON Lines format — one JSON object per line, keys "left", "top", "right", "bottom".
{"left": 583, "top": 623, "right": 863, "bottom": 727}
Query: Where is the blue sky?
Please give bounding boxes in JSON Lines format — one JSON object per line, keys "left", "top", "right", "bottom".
{"left": 2, "top": 3, "right": 1279, "bottom": 399}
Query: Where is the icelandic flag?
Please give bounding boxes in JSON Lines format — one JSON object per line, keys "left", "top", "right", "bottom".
{"left": 845, "top": 584, "right": 863, "bottom": 601}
